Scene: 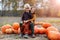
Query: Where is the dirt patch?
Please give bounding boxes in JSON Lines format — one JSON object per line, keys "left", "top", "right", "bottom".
{"left": 0, "top": 34, "right": 48, "bottom": 40}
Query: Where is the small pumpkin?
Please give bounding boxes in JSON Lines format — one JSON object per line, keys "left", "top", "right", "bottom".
{"left": 42, "top": 23, "right": 51, "bottom": 28}
{"left": 38, "top": 27, "right": 46, "bottom": 34}
{"left": 12, "top": 22, "right": 20, "bottom": 30}
{"left": 1, "top": 24, "right": 12, "bottom": 33}
{"left": 5, "top": 28, "right": 13, "bottom": 34}
{"left": 12, "top": 28, "right": 20, "bottom": 34}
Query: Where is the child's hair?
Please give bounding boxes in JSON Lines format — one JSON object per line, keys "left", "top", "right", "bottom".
{"left": 24, "top": 3, "right": 31, "bottom": 10}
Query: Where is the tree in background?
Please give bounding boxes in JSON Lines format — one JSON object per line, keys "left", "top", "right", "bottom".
{"left": 2, "top": 0, "right": 60, "bottom": 17}
{"left": 2, "top": 0, "right": 24, "bottom": 11}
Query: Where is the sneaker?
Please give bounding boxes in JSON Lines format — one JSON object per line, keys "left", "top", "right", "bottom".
{"left": 23, "top": 34, "right": 28, "bottom": 39}
{"left": 31, "top": 34, "right": 35, "bottom": 38}
{"left": 19, "top": 34, "right": 23, "bottom": 38}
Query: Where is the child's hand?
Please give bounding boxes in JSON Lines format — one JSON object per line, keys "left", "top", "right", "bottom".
{"left": 24, "top": 20, "right": 29, "bottom": 23}
{"left": 24, "top": 21, "right": 27, "bottom": 23}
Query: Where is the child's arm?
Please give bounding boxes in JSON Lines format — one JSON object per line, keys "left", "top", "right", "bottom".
{"left": 30, "top": 14, "right": 36, "bottom": 21}
{"left": 27, "top": 14, "right": 36, "bottom": 23}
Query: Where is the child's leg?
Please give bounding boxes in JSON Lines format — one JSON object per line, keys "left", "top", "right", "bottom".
{"left": 30, "top": 22, "right": 34, "bottom": 35}
{"left": 20, "top": 23, "right": 24, "bottom": 33}
{"left": 30, "top": 22, "right": 35, "bottom": 38}
{"left": 19, "top": 23, "right": 24, "bottom": 37}
{"left": 20, "top": 22, "right": 29, "bottom": 38}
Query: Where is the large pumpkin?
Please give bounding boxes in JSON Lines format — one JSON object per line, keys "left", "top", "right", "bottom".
{"left": 12, "top": 28, "right": 20, "bottom": 34}
{"left": 28, "top": 30, "right": 31, "bottom": 34}
{"left": 46, "top": 26, "right": 59, "bottom": 35}
{"left": 38, "top": 27, "right": 46, "bottom": 34}
{"left": 23, "top": 26, "right": 39, "bottom": 34}
{"left": 23, "top": 30, "right": 31, "bottom": 34}
{"left": 23, "top": 23, "right": 30, "bottom": 34}
{"left": 57, "top": 33, "right": 60, "bottom": 40}
{"left": 5, "top": 28, "right": 13, "bottom": 34}
{"left": 12, "top": 22, "right": 20, "bottom": 30}
{"left": 48, "top": 31, "right": 60, "bottom": 40}
{"left": 1, "top": 24, "right": 12, "bottom": 33}
{"left": 42, "top": 23, "right": 51, "bottom": 28}
{"left": 47, "top": 27, "right": 59, "bottom": 32}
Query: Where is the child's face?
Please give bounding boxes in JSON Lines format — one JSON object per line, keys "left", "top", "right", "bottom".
{"left": 31, "top": 8, "right": 36, "bottom": 13}
{"left": 25, "top": 7, "right": 30, "bottom": 12}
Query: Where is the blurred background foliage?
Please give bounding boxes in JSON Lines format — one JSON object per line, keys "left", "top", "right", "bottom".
{"left": 0, "top": 0, "right": 60, "bottom": 17}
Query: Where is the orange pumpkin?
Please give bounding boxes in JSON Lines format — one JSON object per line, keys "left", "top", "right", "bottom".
{"left": 23, "top": 23, "right": 30, "bottom": 34}
{"left": 42, "top": 23, "right": 51, "bottom": 28}
{"left": 46, "top": 26, "right": 59, "bottom": 35}
{"left": 34, "top": 26, "right": 39, "bottom": 34}
{"left": 1, "top": 24, "right": 12, "bottom": 33}
{"left": 12, "top": 28, "right": 20, "bottom": 34}
{"left": 12, "top": 22, "right": 20, "bottom": 30}
{"left": 38, "top": 27, "right": 46, "bottom": 34}
{"left": 28, "top": 30, "right": 31, "bottom": 34}
{"left": 48, "top": 31, "right": 60, "bottom": 40}
{"left": 47, "top": 27, "right": 59, "bottom": 32}
{"left": 23, "top": 26, "right": 39, "bottom": 34}
{"left": 5, "top": 28, "right": 13, "bottom": 34}
{"left": 57, "top": 33, "right": 60, "bottom": 40}
{"left": 23, "top": 30, "right": 31, "bottom": 34}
